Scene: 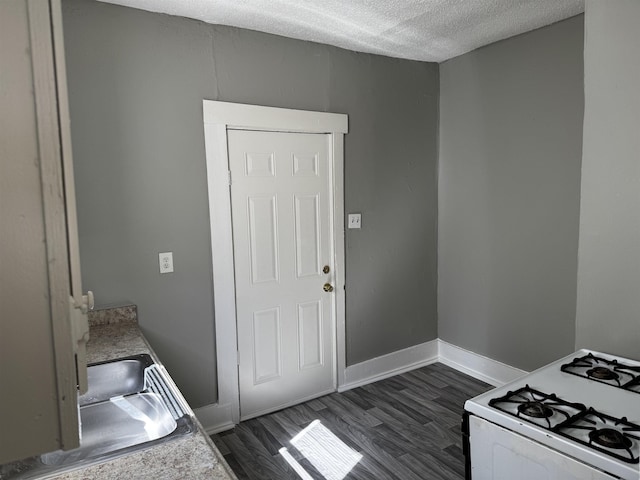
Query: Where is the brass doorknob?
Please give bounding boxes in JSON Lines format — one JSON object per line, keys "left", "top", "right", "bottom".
{"left": 323, "top": 283, "right": 334, "bottom": 292}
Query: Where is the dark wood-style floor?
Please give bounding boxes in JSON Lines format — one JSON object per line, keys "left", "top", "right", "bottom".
{"left": 211, "top": 363, "right": 491, "bottom": 480}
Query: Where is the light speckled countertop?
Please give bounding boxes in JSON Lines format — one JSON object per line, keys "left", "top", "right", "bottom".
{"left": 52, "top": 307, "right": 237, "bottom": 480}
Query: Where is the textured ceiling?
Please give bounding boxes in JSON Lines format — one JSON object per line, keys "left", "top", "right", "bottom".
{"left": 97, "top": 0, "right": 584, "bottom": 62}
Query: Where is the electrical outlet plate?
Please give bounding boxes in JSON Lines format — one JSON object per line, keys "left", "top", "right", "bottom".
{"left": 159, "top": 252, "right": 174, "bottom": 274}
{"left": 348, "top": 213, "right": 362, "bottom": 229}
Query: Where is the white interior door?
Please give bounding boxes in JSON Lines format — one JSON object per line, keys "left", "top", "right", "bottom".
{"left": 228, "top": 129, "right": 336, "bottom": 420}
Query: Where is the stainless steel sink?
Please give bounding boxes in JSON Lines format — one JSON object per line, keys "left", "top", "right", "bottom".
{"left": 1, "top": 355, "right": 194, "bottom": 479}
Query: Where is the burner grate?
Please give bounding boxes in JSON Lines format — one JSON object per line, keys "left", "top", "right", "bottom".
{"left": 489, "top": 385, "right": 586, "bottom": 430}
{"left": 556, "top": 408, "right": 640, "bottom": 464}
{"left": 561, "top": 353, "right": 640, "bottom": 394}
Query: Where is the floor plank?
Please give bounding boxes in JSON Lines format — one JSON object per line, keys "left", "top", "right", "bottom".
{"left": 211, "top": 362, "right": 492, "bottom": 479}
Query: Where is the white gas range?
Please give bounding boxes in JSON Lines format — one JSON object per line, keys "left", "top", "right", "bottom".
{"left": 463, "top": 349, "right": 640, "bottom": 480}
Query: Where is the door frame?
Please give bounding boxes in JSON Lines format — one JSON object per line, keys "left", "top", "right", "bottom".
{"left": 203, "top": 100, "right": 348, "bottom": 424}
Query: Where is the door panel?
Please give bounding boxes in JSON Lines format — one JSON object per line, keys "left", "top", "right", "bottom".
{"left": 248, "top": 195, "right": 279, "bottom": 283}
{"left": 298, "top": 300, "right": 323, "bottom": 369}
{"left": 294, "top": 194, "right": 321, "bottom": 277}
{"left": 252, "top": 307, "right": 282, "bottom": 384}
{"left": 228, "top": 130, "right": 335, "bottom": 420}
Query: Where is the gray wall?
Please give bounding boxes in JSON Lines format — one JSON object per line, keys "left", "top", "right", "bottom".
{"left": 438, "top": 16, "right": 584, "bottom": 371}
{"left": 61, "top": 0, "right": 439, "bottom": 407}
{"left": 575, "top": 1, "right": 640, "bottom": 360}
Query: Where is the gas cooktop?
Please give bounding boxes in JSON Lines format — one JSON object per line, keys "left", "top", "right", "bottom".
{"left": 489, "top": 385, "right": 640, "bottom": 464}
{"left": 464, "top": 349, "right": 640, "bottom": 480}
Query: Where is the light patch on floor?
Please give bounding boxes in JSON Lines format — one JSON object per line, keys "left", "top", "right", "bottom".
{"left": 281, "top": 419, "right": 362, "bottom": 480}
{"left": 279, "top": 447, "right": 315, "bottom": 480}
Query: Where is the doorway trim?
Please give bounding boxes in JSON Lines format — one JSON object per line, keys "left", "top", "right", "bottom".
{"left": 203, "top": 100, "right": 348, "bottom": 426}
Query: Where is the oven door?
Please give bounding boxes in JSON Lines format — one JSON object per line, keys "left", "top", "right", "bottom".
{"left": 468, "top": 416, "right": 618, "bottom": 480}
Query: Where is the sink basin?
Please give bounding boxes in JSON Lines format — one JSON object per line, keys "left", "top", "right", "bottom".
{"left": 78, "top": 354, "right": 154, "bottom": 407}
{"left": 41, "top": 393, "right": 177, "bottom": 465}
{"left": 2, "top": 355, "right": 194, "bottom": 479}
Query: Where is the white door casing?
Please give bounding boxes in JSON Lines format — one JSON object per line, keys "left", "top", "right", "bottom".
{"left": 203, "top": 101, "right": 347, "bottom": 425}
{"left": 229, "top": 130, "right": 334, "bottom": 419}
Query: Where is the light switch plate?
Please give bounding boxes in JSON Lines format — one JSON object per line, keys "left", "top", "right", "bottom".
{"left": 159, "top": 252, "right": 174, "bottom": 273}
{"left": 348, "top": 213, "right": 362, "bottom": 229}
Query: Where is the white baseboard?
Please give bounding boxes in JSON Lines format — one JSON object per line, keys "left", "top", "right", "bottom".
{"left": 198, "top": 339, "right": 528, "bottom": 432}
{"left": 437, "top": 340, "right": 528, "bottom": 386}
{"left": 338, "top": 339, "right": 439, "bottom": 392}
{"left": 194, "top": 403, "right": 235, "bottom": 435}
